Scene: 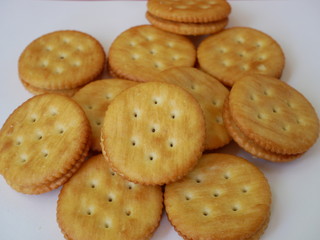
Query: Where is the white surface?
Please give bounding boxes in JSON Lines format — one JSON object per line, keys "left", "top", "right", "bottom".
{"left": 0, "top": 0, "right": 320, "bottom": 240}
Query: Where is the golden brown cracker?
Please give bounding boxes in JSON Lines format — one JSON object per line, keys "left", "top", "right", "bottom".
{"left": 73, "top": 79, "right": 138, "bottom": 151}
{"left": 146, "top": 12, "right": 228, "bottom": 36}
{"left": 0, "top": 93, "right": 90, "bottom": 194}
{"left": 18, "top": 30, "right": 106, "bottom": 91}
{"left": 57, "top": 154, "right": 163, "bottom": 240}
{"left": 101, "top": 81, "right": 205, "bottom": 185}
{"left": 153, "top": 67, "right": 231, "bottom": 150}
{"left": 165, "top": 153, "right": 271, "bottom": 240}
{"left": 228, "top": 75, "right": 319, "bottom": 155}
{"left": 198, "top": 27, "right": 285, "bottom": 86}
{"left": 108, "top": 25, "right": 196, "bottom": 82}
{"left": 147, "top": 0, "right": 231, "bottom": 23}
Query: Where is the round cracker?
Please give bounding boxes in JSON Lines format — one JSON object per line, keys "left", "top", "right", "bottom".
{"left": 18, "top": 30, "right": 106, "bottom": 90}
{"left": 108, "top": 25, "right": 196, "bottom": 82}
{"left": 73, "top": 79, "right": 138, "bottom": 152}
{"left": 223, "top": 97, "right": 301, "bottom": 162}
{"left": 101, "top": 81, "right": 205, "bottom": 185}
{"left": 197, "top": 27, "right": 285, "bottom": 86}
{"left": 146, "top": 12, "right": 228, "bottom": 36}
{"left": 165, "top": 153, "right": 271, "bottom": 240}
{"left": 0, "top": 93, "right": 90, "bottom": 194}
{"left": 153, "top": 67, "right": 231, "bottom": 150}
{"left": 229, "top": 75, "right": 319, "bottom": 155}
{"left": 57, "top": 154, "right": 163, "bottom": 240}
{"left": 147, "top": 0, "right": 231, "bottom": 23}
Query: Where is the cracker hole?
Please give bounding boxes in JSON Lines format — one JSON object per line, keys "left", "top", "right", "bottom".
{"left": 104, "top": 223, "right": 110, "bottom": 229}
{"left": 149, "top": 49, "right": 156, "bottom": 55}
{"left": 87, "top": 210, "right": 92, "bottom": 216}
{"left": 96, "top": 121, "right": 101, "bottom": 126}
{"left": 286, "top": 101, "right": 293, "bottom": 108}
{"left": 238, "top": 52, "right": 244, "bottom": 57}
{"left": 127, "top": 182, "right": 134, "bottom": 190}
{"left": 242, "top": 188, "right": 248, "bottom": 193}
{"left": 171, "top": 55, "right": 179, "bottom": 61}
{"left": 263, "top": 89, "right": 269, "bottom": 96}
{"left": 129, "top": 41, "right": 136, "bottom": 47}
{"left": 195, "top": 178, "right": 202, "bottom": 183}
{"left": 91, "top": 183, "right": 96, "bottom": 189}
{"left": 151, "top": 127, "right": 156, "bottom": 133}
{"left": 256, "top": 42, "right": 262, "bottom": 48}
{"left": 169, "top": 142, "right": 174, "bottom": 148}
{"left": 185, "top": 195, "right": 191, "bottom": 201}
{"left": 108, "top": 196, "right": 113, "bottom": 202}
{"left": 215, "top": 116, "right": 223, "bottom": 124}
{"left": 31, "top": 117, "right": 37, "bottom": 123}
{"left": 105, "top": 94, "right": 112, "bottom": 100}
{"left": 59, "top": 55, "right": 65, "bottom": 60}
{"left": 43, "top": 152, "right": 48, "bottom": 158}
{"left": 213, "top": 192, "right": 220, "bottom": 197}
{"left": 131, "top": 140, "right": 136, "bottom": 146}
{"left": 190, "top": 85, "right": 196, "bottom": 90}
{"left": 236, "top": 37, "right": 244, "bottom": 44}
{"left": 110, "top": 171, "right": 116, "bottom": 176}
{"left": 272, "top": 108, "right": 278, "bottom": 113}
{"left": 133, "top": 112, "right": 138, "bottom": 118}
{"left": 282, "top": 126, "right": 288, "bottom": 131}
{"left": 296, "top": 119, "right": 302, "bottom": 125}
{"left": 125, "top": 210, "right": 131, "bottom": 216}
{"left": 166, "top": 42, "right": 174, "bottom": 48}
{"left": 171, "top": 114, "right": 176, "bottom": 119}
{"left": 16, "top": 139, "right": 22, "bottom": 146}
{"left": 240, "top": 65, "right": 249, "bottom": 71}
{"left": 87, "top": 105, "right": 93, "bottom": 110}
{"left": 232, "top": 206, "right": 238, "bottom": 212}
{"left": 250, "top": 95, "right": 255, "bottom": 101}
{"left": 149, "top": 155, "right": 154, "bottom": 161}
{"left": 37, "top": 135, "right": 43, "bottom": 140}
{"left": 257, "top": 113, "right": 263, "bottom": 119}
{"left": 59, "top": 129, "right": 65, "bottom": 134}
{"left": 224, "top": 174, "right": 230, "bottom": 180}
{"left": 202, "top": 210, "right": 209, "bottom": 216}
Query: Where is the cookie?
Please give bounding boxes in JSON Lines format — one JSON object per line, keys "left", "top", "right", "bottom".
{"left": 226, "top": 75, "right": 319, "bottom": 159}
{"left": 197, "top": 27, "right": 285, "bottom": 86}
{"left": 0, "top": 93, "right": 91, "bottom": 194}
{"left": 147, "top": 0, "right": 231, "bottom": 23}
{"left": 101, "top": 81, "right": 205, "bottom": 185}
{"left": 153, "top": 67, "right": 231, "bottom": 150}
{"left": 165, "top": 153, "right": 271, "bottom": 240}
{"left": 73, "top": 79, "right": 138, "bottom": 152}
{"left": 57, "top": 154, "right": 163, "bottom": 240}
{"left": 146, "top": 12, "right": 228, "bottom": 36}
{"left": 18, "top": 30, "right": 106, "bottom": 94}
{"left": 108, "top": 25, "right": 196, "bottom": 82}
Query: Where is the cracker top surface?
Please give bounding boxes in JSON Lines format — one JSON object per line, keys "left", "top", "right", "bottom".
{"left": 154, "top": 67, "right": 231, "bottom": 150}
{"left": 73, "top": 79, "right": 138, "bottom": 151}
{"left": 197, "top": 27, "right": 285, "bottom": 86}
{"left": 147, "top": 0, "right": 231, "bottom": 23}
{"left": 18, "top": 30, "right": 106, "bottom": 90}
{"left": 57, "top": 154, "right": 163, "bottom": 240}
{"left": 0, "top": 93, "right": 90, "bottom": 187}
{"left": 108, "top": 25, "right": 196, "bottom": 82}
{"left": 101, "top": 81, "right": 205, "bottom": 185}
{"left": 229, "top": 75, "right": 319, "bottom": 155}
{"left": 165, "top": 153, "right": 271, "bottom": 240}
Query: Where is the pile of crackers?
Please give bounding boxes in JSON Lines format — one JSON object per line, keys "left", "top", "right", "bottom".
{"left": 0, "top": 1, "right": 319, "bottom": 240}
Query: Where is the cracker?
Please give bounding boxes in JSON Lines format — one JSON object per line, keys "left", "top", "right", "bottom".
{"left": 165, "top": 153, "right": 271, "bottom": 240}
{"left": 18, "top": 30, "right": 106, "bottom": 91}
{"left": 147, "top": 0, "right": 231, "bottom": 23}
{"left": 57, "top": 154, "right": 163, "bottom": 240}
{"left": 21, "top": 79, "right": 81, "bottom": 97}
{"left": 197, "top": 27, "right": 285, "bottom": 86}
{"left": 73, "top": 79, "right": 138, "bottom": 152}
{"left": 0, "top": 93, "right": 91, "bottom": 194}
{"left": 228, "top": 75, "right": 319, "bottom": 155}
{"left": 108, "top": 25, "right": 196, "bottom": 82}
{"left": 153, "top": 67, "right": 231, "bottom": 150}
{"left": 223, "top": 97, "right": 301, "bottom": 162}
{"left": 101, "top": 81, "right": 205, "bottom": 185}
{"left": 146, "top": 12, "right": 228, "bottom": 36}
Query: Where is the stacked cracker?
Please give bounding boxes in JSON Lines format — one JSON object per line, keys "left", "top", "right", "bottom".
{"left": 146, "top": 0, "right": 231, "bottom": 35}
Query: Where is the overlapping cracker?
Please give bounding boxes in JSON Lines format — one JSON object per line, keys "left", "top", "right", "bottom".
{"left": 223, "top": 97, "right": 301, "bottom": 162}
{"left": 57, "top": 154, "right": 163, "bottom": 240}
{"left": 197, "top": 27, "right": 285, "bottom": 86}
{"left": 228, "top": 75, "right": 319, "bottom": 155}
{"left": 147, "top": 0, "right": 231, "bottom": 23}
{"left": 101, "top": 81, "right": 205, "bottom": 185}
{"left": 153, "top": 67, "right": 231, "bottom": 150}
{"left": 165, "top": 153, "right": 271, "bottom": 240}
{"left": 73, "top": 79, "right": 138, "bottom": 151}
{"left": 0, "top": 94, "right": 91, "bottom": 194}
{"left": 146, "top": 12, "right": 228, "bottom": 36}
{"left": 18, "top": 30, "right": 106, "bottom": 93}
{"left": 108, "top": 25, "right": 196, "bottom": 82}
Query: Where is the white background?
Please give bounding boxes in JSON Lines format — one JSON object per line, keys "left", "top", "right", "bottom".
{"left": 0, "top": 0, "right": 320, "bottom": 239}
